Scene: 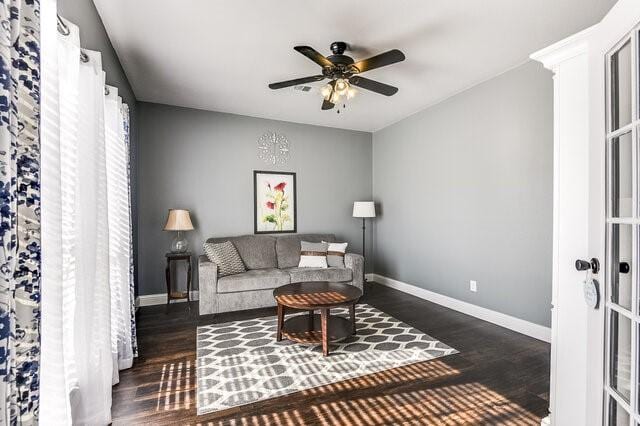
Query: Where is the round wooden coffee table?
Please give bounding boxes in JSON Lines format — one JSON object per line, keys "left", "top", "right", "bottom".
{"left": 273, "top": 281, "right": 362, "bottom": 356}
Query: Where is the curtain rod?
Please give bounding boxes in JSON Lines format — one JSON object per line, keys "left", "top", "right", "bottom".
{"left": 57, "top": 14, "right": 70, "bottom": 36}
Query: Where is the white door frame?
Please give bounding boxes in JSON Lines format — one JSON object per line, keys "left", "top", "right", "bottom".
{"left": 532, "top": 0, "right": 640, "bottom": 424}
{"left": 532, "top": 27, "right": 592, "bottom": 425}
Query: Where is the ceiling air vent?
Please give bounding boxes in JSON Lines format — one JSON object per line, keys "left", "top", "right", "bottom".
{"left": 293, "top": 85, "right": 313, "bottom": 93}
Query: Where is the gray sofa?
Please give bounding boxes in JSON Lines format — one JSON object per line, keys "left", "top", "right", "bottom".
{"left": 199, "top": 233, "right": 364, "bottom": 315}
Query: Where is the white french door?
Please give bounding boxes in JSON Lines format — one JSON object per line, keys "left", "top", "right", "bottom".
{"left": 604, "top": 24, "right": 640, "bottom": 426}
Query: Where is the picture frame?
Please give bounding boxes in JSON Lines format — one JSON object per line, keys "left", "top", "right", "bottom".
{"left": 253, "top": 170, "right": 297, "bottom": 234}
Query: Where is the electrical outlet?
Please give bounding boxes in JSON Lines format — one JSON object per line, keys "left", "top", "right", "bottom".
{"left": 470, "top": 280, "right": 477, "bottom": 292}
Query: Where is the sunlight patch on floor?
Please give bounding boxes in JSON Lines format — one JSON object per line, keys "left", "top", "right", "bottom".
{"left": 119, "top": 351, "right": 544, "bottom": 425}
{"left": 155, "top": 360, "right": 194, "bottom": 411}
{"left": 191, "top": 358, "right": 541, "bottom": 425}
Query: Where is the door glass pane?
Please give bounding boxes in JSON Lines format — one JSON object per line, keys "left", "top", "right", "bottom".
{"left": 612, "top": 40, "right": 632, "bottom": 131}
{"left": 611, "top": 132, "right": 633, "bottom": 217}
{"left": 610, "top": 311, "right": 632, "bottom": 401}
{"left": 638, "top": 326, "right": 640, "bottom": 413}
{"left": 609, "top": 396, "right": 631, "bottom": 425}
{"left": 611, "top": 224, "right": 633, "bottom": 310}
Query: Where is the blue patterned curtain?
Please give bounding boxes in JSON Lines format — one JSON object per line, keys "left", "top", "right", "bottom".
{"left": 123, "top": 105, "right": 137, "bottom": 359}
{"left": 0, "top": 0, "right": 41, "bottom": 424}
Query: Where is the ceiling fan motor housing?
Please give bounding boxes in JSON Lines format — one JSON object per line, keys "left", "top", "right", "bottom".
{"left": 325, "top": 42, "right": 356, "bottom": 78}
{"left": 327, "top": 54, "right": 354, "bottom": 66}
{"left": 330, "top": 41, "right": 348, "bottom": 55}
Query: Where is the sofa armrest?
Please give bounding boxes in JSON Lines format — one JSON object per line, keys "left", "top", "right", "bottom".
{"left": 198, "top": 255, "right": 219, "bottom": 315}
{"left": 345, "top": 253, "right": 364, "bottom": 292}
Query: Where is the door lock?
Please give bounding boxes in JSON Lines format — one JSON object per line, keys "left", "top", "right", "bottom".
{"left": 575, "top": 258, "right": 600, "bottom": 274}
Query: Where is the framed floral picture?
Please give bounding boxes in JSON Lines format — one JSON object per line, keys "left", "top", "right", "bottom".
{"left": 254, "top": 171, "right": 297, "bottom": 234}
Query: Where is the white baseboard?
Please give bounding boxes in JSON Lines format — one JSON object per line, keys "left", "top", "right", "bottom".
{"left": 369, "top": 273, "right": 551, "bottom": 343}
{"left": 136, "top": 276, "right": 550, "bottom": 342}
{"left": 136, "top": 291, "right": 199, "bottom": 307}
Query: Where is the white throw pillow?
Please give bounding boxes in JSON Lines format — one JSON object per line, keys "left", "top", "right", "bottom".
{"left": 323, "top": 241, "right": 348, "bottom": 267}
{"left": 298, "top": 241, "right": 328, "bottom": 268}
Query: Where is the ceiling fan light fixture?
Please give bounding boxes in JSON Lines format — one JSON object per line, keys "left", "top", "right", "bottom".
{"left": 335, "top": 78, "right": 349, "bottom": 95}
{"left": 320, "top": 83, "right": 333, "bottom": 99}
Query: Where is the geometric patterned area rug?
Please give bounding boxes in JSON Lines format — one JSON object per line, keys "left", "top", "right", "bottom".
{"left": 196, "top": 304, "right": 457, "bottom": 415}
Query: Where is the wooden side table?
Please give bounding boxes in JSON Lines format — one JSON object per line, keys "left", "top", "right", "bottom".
{"left": 165, "top": 252, "right": 192, "bottom": 307}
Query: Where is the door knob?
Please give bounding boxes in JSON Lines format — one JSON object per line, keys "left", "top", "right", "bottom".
{"left": 620, "top": 262, "right": 630, "bottom": 274}
{"left": 575, "top": 258, "right": 600, "bottom": 274}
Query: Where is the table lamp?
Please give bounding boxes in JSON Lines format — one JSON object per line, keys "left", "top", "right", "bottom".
{"left": 163, "top": 209, "right": 194, "bottom": 253}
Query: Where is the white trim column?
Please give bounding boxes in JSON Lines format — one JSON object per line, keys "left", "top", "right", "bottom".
{"left": 531, "top": 26, "right": 593, "bottom": 426}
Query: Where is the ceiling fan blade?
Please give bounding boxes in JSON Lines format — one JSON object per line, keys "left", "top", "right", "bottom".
{"left": 321, "top": 99, "right": 335, "bottom": 110}
{"left": 349, "top": 76, "right": 398, "bottom": 96}
{"left": 268, "top": 75, "right": 325, "bottom": 90}
{"left": 352, "top": 49, "right": 405, "bottom": 73}
{"left": 294, "top": 46, "right": 333, "bottom": 68}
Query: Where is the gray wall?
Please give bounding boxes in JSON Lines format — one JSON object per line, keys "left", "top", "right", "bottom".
{"left": 57, "top": 0, "right": 140, "bottom": 291}
{"left": 53, "top": 3, "right": 552, "bottom": 325}
{"left": 372, "top": 61, "right": 553, "bottom": 327}
{"left": 138, "top": 102, "right": 373, "bottom": 296}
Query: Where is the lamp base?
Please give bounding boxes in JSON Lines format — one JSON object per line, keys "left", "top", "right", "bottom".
{"left": 171, "top": 231, "right": 188, "bottom": 253}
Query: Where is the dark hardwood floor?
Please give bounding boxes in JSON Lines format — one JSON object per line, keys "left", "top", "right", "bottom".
{"left": 112, "top": 283, "right": 550, "bottom": 425}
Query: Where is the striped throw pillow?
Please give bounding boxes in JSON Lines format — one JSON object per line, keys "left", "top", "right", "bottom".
{"left": 298, "top": 241, "right": 328, "bottom": 268}
{"left": 203, "top": 241, "right": 247, "bottom": 277}
{"left": 324, "top": 241, "right": 348, "bottom": 267}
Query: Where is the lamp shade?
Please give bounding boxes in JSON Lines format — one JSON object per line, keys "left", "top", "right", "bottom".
{"left": 163, "top": 209, "right": 194, "bottom": 231}
{"left": 353, "top": 201, "right": 376, "bottom": 218}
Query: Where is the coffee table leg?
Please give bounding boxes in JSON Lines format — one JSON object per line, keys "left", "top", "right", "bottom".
{"left": 308, "top": 310, "right": 314, "bottom": 331}
{"left": 349, "top": 304, "right": 356, "bottom": 335}
{"left": 321, "top": 308, "right": 329, "bottom": 356}
{"left": 276, "top": 303, "right": 284, "bottom": 342}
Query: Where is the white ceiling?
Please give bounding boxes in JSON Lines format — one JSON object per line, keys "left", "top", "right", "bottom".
{"left": 93, "top": 0, "right": 615, "bottom": 132}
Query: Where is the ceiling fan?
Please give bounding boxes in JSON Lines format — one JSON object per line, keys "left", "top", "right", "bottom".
{"left": 268, "top": 41, "right": 405, "bottom": 111}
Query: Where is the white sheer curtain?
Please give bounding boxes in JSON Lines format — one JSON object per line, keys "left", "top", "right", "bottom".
{"left": 105, "top": 86, "right": 135, "bottom": 379}
{"left": 74, "top": 48, "right": 113, "bottom": 425}
{"left": 40, "top": 2, "right": 136, "bottom": 424}
{"left": 41, "top": 1, "right": 80, "bottom": 423}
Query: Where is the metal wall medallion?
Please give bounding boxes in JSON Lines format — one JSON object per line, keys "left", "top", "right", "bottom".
{"left": 257, "top": 131, "right": 290, "bottom": 165}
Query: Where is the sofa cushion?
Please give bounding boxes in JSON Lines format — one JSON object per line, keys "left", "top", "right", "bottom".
{"left": 203, "top": 241, "right": 246, "bottom": 277}
{"left": 207, "top": 235, "right": 277, "bottom": 270}
{"left": 276, "top": 234, "right": 335, "bottom": 268}
{"left": 285, "top": 267, "right": 352, "bottom": 283}
{"left": 217, "top": 268, "right": 290, "bottom": 293}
